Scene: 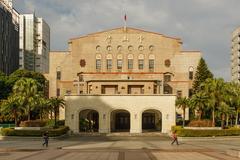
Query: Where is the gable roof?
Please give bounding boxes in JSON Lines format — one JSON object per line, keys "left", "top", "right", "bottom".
{"left": 69, "top": 27, "right": 182, "bottom": 42}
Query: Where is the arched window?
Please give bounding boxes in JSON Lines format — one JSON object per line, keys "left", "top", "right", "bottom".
{"left": 189, "top": 67, "right": 194, "bottom": 80}
{"left": 128, "top": 54, "right": 133, "bottom": 69}
{"left": 117, "top": 54, "right": 123, "bottom": 70}
{"left": 106, "top": 54, "right": 113, "bottom": 71}
{"left": 149, "top": 55, "right": 155, "bottom": 72}
{"left": 96, "top": 54, "right": 102, "bottom": 71}
{"left": 138, "top": 54, "right": 144, "bottom": 70}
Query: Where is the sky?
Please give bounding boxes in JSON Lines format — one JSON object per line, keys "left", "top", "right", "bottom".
{"left": 14, "top": 0, "right": 240, "bottom": 81}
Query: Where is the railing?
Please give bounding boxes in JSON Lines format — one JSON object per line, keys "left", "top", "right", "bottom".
{"left": 0, "top": 124, "right": 15, "bottom": 128}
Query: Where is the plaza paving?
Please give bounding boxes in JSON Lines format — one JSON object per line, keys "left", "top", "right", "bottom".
{"left": 0, "top": 136, "right": 239, "bottom": 160}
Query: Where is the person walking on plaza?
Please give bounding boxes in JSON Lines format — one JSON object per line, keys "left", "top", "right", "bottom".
{"left": 171, "top": 131, "right": 179, "bottom": 145}
{"left": 42, "top": 131, "right": 49, "bottom": 147}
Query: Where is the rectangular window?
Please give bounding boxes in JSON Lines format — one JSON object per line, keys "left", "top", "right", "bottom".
{"left": 164, "top": 75, "right": 171, "bottom": 82}
{"left": 96, "top": 59, "right": 101, "bottom": 70}
{"left": 57, "top": 88, "right": 60, "bottom": 97}
{"left": 117, "top": 59, "right": 122, "bottom": 70}
{"left": 189, "top": 89, "right": 193, "bottom": 97}
{"left": 138, "top": 59, "right": 144, "bottom": 70}
{"left": 149, "top": 59, "right": 154, "bottom": 71}
{"left": 177, "top": 90, "right": 182, "bottom": 98}
{"left": 57, "top": 71, "right": 61, "bottom": 80}
{"left": 128, "top": 59, "right": 133, "bottom": 69}
{"left": 189, "top": 71, "right": 193, "bottom": 80}
{"left": 107, "top": 59, "right": 112, "bottom": 70}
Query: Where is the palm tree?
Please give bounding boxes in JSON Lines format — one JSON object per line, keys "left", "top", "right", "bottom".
{"left": 49, "top": 97, "right": 65, "bottom": 127}
{"left": 189, "top": 91, "right": 209, "bottom": 120}
{"left": 36, "top": 95, "right": 49, "bottom": 120}
{"left": 201, "top": 78, "right": 225, "bottom": 127}
{"left": 175, "top": 97, "right": 190, "bottom": 127}
{"left": 224, "top": 82, "right": 240, "bottom": 126}
{"left": 13, "top": 78, "right": 39, "bottom": 120}
{"left": 0, "top": 95, "right": 24, "bottom": 126}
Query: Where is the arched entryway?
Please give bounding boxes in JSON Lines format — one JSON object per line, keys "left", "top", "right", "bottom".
{"left": 142, "top": 109, "right": 162, "bottom": 132}
{"left": 79, "top": 109, "right": 99, "bottom": 132}
{"left": 111, "top": 109, "right": 130, "bottom": 132}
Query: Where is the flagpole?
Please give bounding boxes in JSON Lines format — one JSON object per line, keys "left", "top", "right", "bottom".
{"left": 124, "top": 14, "right": 127, "bottom": 32}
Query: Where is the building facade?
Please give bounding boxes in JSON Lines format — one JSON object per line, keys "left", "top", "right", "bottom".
{"left": 47, "top": 27, "right": 201, "bottom": 134}
{"left": 0, "top": 0, "right": 19, "bottom": 75}
{"left": 19, "top": 14, "right": 50, "bottom": 73}
{"left": 231, "top": 27, "right": 240, "bottom": 82}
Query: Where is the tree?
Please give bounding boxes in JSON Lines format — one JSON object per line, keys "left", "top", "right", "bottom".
{"left": 225, "top": 82, "right": 240, "bottom": 126}
{"left": 49, "top": 97, "right": 65, "bottom": 127}
{"left": 189, "top": 91, "right": 209, "bottom": 120}
{"left": 192, "top": 58, "right": 213, "bottom": 93}
{"left": 0, "top": 71, "right": 11, "bottom": 100}
{"left": 8, "top": 69, "right": 47, "bottom": 92}
{"left": 201, "top": 78, "right": 225, "bottom": 127}
{"left": 13, "top": 78, "right": 39, "bottom": 121}
{"left": 0, "top": 95, "right": 24, "bottom": 126}
{"left": 176, "top": 97, "right": 190, "bottom": 127}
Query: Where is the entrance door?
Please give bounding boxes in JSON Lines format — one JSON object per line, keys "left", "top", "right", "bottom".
{"left": 142, "top": 113, "right": 155, "bottom": 129}
{"left": 115, "top": 112, "right": 130, "bottom": 131}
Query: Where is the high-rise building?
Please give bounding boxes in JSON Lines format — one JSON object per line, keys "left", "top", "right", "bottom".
{"left": 231, "top": 27, "right": 240, "bottom": 82}
{"left": 19, "top": 14, "right": 50, "bottom": 73}
{"left": 0, "top": 0, "right": 19, "bottom": 75}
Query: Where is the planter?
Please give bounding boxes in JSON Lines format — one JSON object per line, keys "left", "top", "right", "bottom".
{"left": 184, "top": 127, "right": 221, "bottom": 130}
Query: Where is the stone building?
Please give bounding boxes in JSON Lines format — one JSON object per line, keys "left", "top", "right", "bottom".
{"left": 47, "top": 27, "right": 201, "bottom": 134}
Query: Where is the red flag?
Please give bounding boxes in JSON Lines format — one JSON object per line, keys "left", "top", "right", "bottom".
{"left": 124, "top": 14, "right": 127, "bottom": 21}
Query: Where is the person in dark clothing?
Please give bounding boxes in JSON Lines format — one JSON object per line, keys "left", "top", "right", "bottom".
{"left": 171, "top": 131, "right": 179, "bottom": 145}
{"left": 42, "top": 131, "right": 49, "bottom": 147}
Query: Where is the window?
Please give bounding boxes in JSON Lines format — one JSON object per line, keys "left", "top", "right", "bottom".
{"left": 96, "top": 59, "right": 101, "bottom": 70}
{"left": 117, "top": 59, "right": 122, "bottom": 70}
{"left": 107, "top": 59, "right": 112, "bottom": 70}
{"left": 164, "top": 75, "right": 171, "bottom": 82}
{"left": 177, "top": 90, "right": 182, "bottom": 98}
{"left": 138, "top": 59, "right": 144, "bottom": 70}
{"left": 56, "top": 71, "right": 61, "bottom": 80}
{"left": 149, "top": 59, "right": 154, "bottom": 71}
{"left": 57, "top": 88, "right": 60, "bottom": 97}
{"left": 128, "top": 59, "right": 133, "bottom": 69}
{"left": 189, "top": 89, "right": 193, "bottom": 97}
{"left": 189, "top": 67, "right": 194, "bottom": 80}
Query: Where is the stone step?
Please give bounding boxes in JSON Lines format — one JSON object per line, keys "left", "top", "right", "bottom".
{"left": 226, "top": 149, "right": 240, "bottom": 158}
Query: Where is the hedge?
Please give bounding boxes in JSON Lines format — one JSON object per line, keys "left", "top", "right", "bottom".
{"left": 172, "top": 126, "right": 240, "bottom": 137}
{"left": 0, "top": 126, "right": 69, "bottom": 137}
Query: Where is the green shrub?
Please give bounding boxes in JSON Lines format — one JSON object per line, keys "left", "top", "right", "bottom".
{"left": 172, "top": 126, "right": 240, "bottom": 137}
{"left": 188, "top": 120, "right": 212, "bottom": 127}
{"left": 0, "top": 126, "right": 69, "bottom": 137}
{"left": 20, "top": 120, "right": 47, "bottom": 127}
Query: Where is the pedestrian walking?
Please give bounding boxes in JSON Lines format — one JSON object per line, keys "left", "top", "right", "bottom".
{"left": 42, "top": 131, "right": 49, "bottom": 147}
{"left": 171, "top": 131, "right": 179, "bottom": 145}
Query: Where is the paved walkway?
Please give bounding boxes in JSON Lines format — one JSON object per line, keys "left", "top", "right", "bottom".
{"left": 0, "top": 136, "right": 239, "bottom": 160}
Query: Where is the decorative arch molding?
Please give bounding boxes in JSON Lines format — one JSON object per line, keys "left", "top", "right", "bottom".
{"left": 106, "top": 54, "right": 113, "bottom": 59}
{"left": 96, "top": 54, "right": 102, "bottom": 59}
{"left": 138, "top": 54, "right": 144, "bottom": 59}
{"left": 117, "top": 54, "right": 123, "bottom": 59}
{"left": 127, "top": 54, "right": 134, "bottom": 59}
{"left": 149, "top": 54, "right": 155, "bottom": 59}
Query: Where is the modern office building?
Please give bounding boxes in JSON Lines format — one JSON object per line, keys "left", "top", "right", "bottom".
{"left": 0, "top": 0, "right": 19, "bottom": 75}
{"left": 231, "top": 27, "right": 240, "bottom": 82}
{"left": 47, "top": 27, "right": 201, "bottom": 134}
{"left": 19, "top": 14, "right": 50, "bottom": 73}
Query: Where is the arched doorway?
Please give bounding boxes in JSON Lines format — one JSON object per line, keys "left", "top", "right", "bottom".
{"left": 111, "top": 109, "right": 130, "bottom": 132}
{"left": 142, "top": 109, "right": 162, "bottom": 132}
{"left": 79, "top": 109, "right": 99, "bottom": 132}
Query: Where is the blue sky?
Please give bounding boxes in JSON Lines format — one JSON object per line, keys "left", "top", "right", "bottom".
{"left": 14, "top": 0, "right": 240, "bottom": 80}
